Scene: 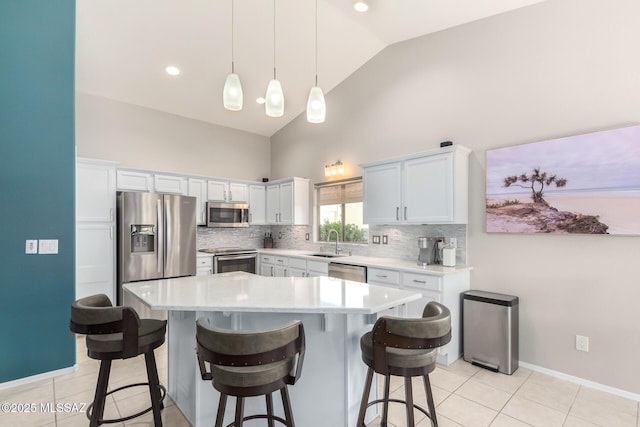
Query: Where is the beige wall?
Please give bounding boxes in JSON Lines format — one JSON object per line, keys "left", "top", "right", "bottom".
{"left": 271, "top": 0, "right": 640, "bottom": 394}
{"left": 76, "top": 93, "right": 271, "bottom": 180}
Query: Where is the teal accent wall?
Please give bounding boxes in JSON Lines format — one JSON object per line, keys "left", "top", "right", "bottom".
{"left": 0, "top": 0, "right": 76, "bottom": 382}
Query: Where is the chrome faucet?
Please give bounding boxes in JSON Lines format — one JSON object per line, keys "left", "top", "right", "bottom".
{"left": 327, "top": 229, "right": 341, "bottom": 254}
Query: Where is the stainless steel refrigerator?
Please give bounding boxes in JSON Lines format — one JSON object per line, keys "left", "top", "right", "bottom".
{"left": 117, "top": 191, "right": 196, "bottom": 318}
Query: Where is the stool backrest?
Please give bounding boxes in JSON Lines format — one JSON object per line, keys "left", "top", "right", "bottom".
{"left": 196, "top": 319, "right": 306, "bottom": 385}
{"left": 69, "top": 294, "right": 142, "bottom": 358}
{"left": 372, "top": 301, "right": 452, "bottom": 373}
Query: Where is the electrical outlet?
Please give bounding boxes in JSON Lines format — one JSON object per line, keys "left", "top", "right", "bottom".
{"left": 39, "top": 239, "right": 58, "bottom": 254}
{"left": 449, "top": 237, "right": 457, "bottom": 248}
{"left": 575, "top": 335, "right": 589, "bottom": 352}
{"left": 25, "top": 240, "right": 38, "bottom": 254}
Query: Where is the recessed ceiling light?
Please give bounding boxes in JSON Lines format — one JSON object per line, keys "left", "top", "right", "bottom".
{"left": 353, "top": 1, "right": 368, "bottom": 12}
{"left": 165, "top": 66, "right": 180, "bottom": 76}
{"left": 256, "top": 97, "right": 266, "bottom": 105}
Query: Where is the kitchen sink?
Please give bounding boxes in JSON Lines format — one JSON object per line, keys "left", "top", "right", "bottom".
{"left": 308, "top": 253, "right": 348, "bottom": 258}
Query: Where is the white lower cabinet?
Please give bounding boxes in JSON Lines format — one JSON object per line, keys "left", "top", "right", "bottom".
{"left": 367, "top": 268, "right": 401, "bottom": 317}
{"left": 260, "top": 255, "right": 275, "bottom": 277}
{"left": 306, "top": 260, "right": 328, "bottom": 277}
{"left": 260, "top": 255, "right": 330, "bottom": 278}
{"left": 288, "top": 258, "right": 307, "bottom": 277}
{"left": 399, "top": 271, "right": 470, "bottom": 366}
{"left": 76, "top": 223, "right": 115, "bottom": 302}
{"left": 196, "top": 256, "right": 213, "bottom": 276}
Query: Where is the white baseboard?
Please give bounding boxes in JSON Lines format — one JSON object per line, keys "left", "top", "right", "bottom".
{"left": 519, "top": 361, "right": 640, "bottom": 402}
{"left": 0, "top": 365, "right": 77, "bottom": 391}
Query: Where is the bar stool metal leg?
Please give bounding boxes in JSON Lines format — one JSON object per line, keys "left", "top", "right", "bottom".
{"left": 215, "top": 394, "right": 227, "bottom": 427}
{"left": 423, "top": 375, "right": 438, "bottom": 427}
{"left": 90, "top": 360, "right": 112, "bottom": 427}
{"left": 280, "top": 386, "right": 295, "bottom": 427}
{"left": 405, "top": 377, "right": 415, "bottom": 426}
{"left": 234, "top": 397, "right": 245, "bottom": 427}
{"left": 381, "top": 373, "right": 391, "bottom": 427}
{"left": 145, "top": 351, "right": 163, "bottom": 426}
{"left": 357, "top": 368, "right": 374, "bottom": 426}
{"left": 266, "top": 393, "right": 275, "bottom": 427}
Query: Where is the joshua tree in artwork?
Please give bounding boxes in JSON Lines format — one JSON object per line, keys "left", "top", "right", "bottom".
{"left": 503, "top": 167, "right": 567, "bottom": 204}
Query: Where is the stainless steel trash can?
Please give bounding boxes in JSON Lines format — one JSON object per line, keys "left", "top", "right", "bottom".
{"left": 463, "top": 290, "right": 519, "bottom": 375}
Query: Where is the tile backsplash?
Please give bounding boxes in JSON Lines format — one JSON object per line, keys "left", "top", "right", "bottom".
{"left": 197, "top": 224, "right": 467, "bottom": 265}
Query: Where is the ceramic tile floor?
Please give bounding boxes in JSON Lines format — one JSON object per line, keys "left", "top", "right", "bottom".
{"left": 1, "top": 337, "right": 638, "bottom": 427}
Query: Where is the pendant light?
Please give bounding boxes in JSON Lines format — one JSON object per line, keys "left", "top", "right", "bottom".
{"left": 265, "top": 0, "right": 284, "bottom": 117}
{"left": 223, "top": 0, "right": 243, "bottom": 111}
{"left": 306, "top": 0, "right": 326, "bottom": 123}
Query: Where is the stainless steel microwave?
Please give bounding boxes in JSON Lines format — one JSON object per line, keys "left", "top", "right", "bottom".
{"left": 206, "top": 202, "right": 250, "bottom": 228}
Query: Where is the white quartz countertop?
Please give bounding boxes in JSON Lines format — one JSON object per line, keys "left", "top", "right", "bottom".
{"left": 257, "top": 249, "right": 472, "bottom": 276}
{"left": 123, "top": 271, "right": 422, "bottom": 314}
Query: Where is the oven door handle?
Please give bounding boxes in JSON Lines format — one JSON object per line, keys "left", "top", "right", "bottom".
{"left": 216, "top": 254, "right": 257, "bottom": 262}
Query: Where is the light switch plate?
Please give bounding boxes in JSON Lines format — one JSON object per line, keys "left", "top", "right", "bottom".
{"left": 25, "top": 240, "right": 38, "bottom": 254}
{"left": 39, "top": 239, "right": 59, "bottom": 254}
{"left": 372, "top": 235, "right": 380, "bottom": 244}
{"left": 382, "top": 235, "right": 388, "bottom": 244}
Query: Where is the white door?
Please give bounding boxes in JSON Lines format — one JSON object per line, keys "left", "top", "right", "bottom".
{"left": 363, "top": 162, "right": 402, "bottom": 224}
{"left": 228, "top": 183, "right": 248, "bottom": 202}
{"left": 279, "top": 182, "right": 294, "bottom": 224}
{"left": 188, "top": 178, "right": 207, "bottom": 225}
{"left": 266, "top": 184, "right": 280, "bottom": 224}
{"left": 76, "top": 223, "right": 115, "bottom": 302}
{"left": 248, "top": 185, "right": 266, "bottom": 225}
{"left": 76, "top": 162, "right": 115, "bottom": 222}
{"left": 207, "top": 180, "right": 228, "bottom": 201}
{"left": 404, "top": 153, "right": 454, "bottom": 223}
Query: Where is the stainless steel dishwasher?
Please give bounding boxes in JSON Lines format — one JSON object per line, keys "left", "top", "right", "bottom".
{"left": 328, "top": 262, "right": 367, "bottom": 283}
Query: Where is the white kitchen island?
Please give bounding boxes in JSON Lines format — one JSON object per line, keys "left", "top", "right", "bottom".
{"left": 123, "top": 271, "right": 422, "bottom": 427}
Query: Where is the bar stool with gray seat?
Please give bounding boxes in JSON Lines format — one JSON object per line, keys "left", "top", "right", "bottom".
{"left": 196, "top": 318, "right": 305, "bottom": 427}
{"left": 357, "top": 301, "right": 451, "bottom": 427}
{"left": 69, "top": 294, "right": 167, "bottom": 427}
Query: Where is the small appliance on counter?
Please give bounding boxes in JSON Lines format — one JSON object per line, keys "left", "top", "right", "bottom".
{"left": 442, "top": 244, "right": 456, "bottom": 267}
{"left": 263, "top": 232, "right": 274, "bottom": 248}
{"left": 417, "top": 237, "right": 444, "bottom": 266}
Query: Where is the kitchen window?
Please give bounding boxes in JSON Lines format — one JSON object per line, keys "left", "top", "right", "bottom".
{"left": 316, "top": 178, "right": 368, "bottom": 243}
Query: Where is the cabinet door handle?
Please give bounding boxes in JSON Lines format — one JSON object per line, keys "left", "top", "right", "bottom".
{"left": 404, "top": 207, "right": 407, "bottom": 220}
{"left": 396, "top": 207, "right": 399, "bottom": 221}
{"left": 284, "top": 268, "right": 288, "bottom": 276}
{"left": 109, "top": 207, "right": 113, "bottom": 221}
{"left": 376, "top": 274, "right": 387, "bottom": 278}
{"left": 224, "top": 190, "right": 227, "bottom": 201}
{"left": 412, "top": 279, "right": 426, "bottom": 284}
{"left": 229, "top": 191, "right": 232, "bottom": 201}
{"left": 249, "top": 213, "right": 252, "bottom": 222}
{"left": 271, "top": 266, "right": 274, "bottom": 276}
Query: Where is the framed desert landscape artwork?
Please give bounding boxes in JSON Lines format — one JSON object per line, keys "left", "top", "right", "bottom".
{"left": 486, "top": 125, "right": 640, "bottom": 235}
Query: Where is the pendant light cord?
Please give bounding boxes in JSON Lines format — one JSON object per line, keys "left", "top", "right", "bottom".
{"left": 231, "top": 0, "right": 235, "bottom": 73}
{"left": 315, "top": 0, "right": 318, "bottom": 86}
{"left": 273, "top": 0, "right": 277, "bottom": 80}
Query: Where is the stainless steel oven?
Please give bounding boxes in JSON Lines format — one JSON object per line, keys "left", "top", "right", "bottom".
{"left": 199, "top": 248, "right": 257, "bottom": 274}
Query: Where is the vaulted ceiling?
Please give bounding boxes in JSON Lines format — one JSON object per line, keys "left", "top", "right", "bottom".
{"left": 76, "top": 0, "right": 546, "bottom": 137}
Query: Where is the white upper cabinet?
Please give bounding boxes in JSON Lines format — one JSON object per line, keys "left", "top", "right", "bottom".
{"left": 362, "top": 145, "right": 470, "bottom": 224}
{"left": 116, "top": 170, "right": 153, "bottom": 192}
{"left": 248, "top": 184, "right": 266, "bottom": 225}
{"left": 188, "top": 178, "right": 207, "bottom": 225}
{"left": 207, "top": 180, "right": 248, "bottom": 203}
{"left": 154, "top": 174, "right": 187, "bottom": 195}
{"left": 77, "top": 158, "right": 117, "bottom": 222}
{"left": 362, "top": 162, "right": 402, "bottom": 224}
{"left": 266, "top": 178, "right": 310, "bottom": 225}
